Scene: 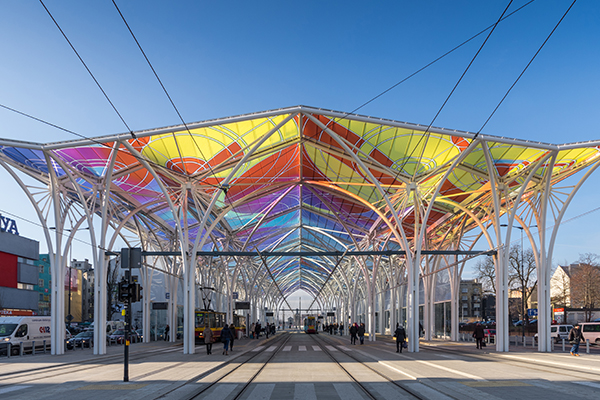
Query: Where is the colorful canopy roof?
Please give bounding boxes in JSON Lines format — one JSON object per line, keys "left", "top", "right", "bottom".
{"left": 1, "top": 105, "right": 599, "bottom": 298}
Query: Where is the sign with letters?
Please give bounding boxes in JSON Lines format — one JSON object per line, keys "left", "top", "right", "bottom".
{"left": 0, "top": 214, "right": 19, "bottom": 235}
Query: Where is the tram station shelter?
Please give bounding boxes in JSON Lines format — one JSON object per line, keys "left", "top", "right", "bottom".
{"left": 1, "top": 105, "right": 599, "bottom": 356}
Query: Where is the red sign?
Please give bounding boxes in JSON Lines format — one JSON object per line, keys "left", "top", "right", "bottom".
{"left": 0, "top": 309, "right": 36, "bottom": 316}
{"left": 554, "top": 308, "right": 565, "bottom": 313}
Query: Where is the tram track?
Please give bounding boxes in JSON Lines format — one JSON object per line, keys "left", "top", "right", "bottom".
{"left": 157, "top": 332, "right": 291, "bottom": 400}
{"left": 313, "top": 334, "right": 462, "bottom": 400}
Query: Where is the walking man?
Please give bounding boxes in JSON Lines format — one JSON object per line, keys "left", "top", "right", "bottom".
{"left": 221, "top": 324, "right": 232, "bottom": 355}
{"left": 394, "top": 323, "right": 407, "bottom": 353}
{"left": 569, "top": 323, "right": 584, "bottom": 356}
{"left": 358, "top": 323, "right": 365, "bottom": 345}
{"left": 350, "top": 323, "right": 358, "bottom": 345}
{"left": 473, "top": 323, "right": 485, "bottom": 349}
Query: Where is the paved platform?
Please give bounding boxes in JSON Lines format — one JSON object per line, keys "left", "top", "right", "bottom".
{"left": 0, "top": 331, "right": 599, "bottom": 399}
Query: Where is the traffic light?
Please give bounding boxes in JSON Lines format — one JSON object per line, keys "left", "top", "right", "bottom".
{"left": 118, "top": 280, "right": 130, "bottom": 302}
{"left": 130, "top": 283, "right": 143, "bottom": 303}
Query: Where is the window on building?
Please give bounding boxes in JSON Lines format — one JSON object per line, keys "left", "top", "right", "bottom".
{"left": 473, "top": 288, "right": 480, "bottom": 294}
{"left": 461, "top": 288, "right": 468, "bottom": 293}
{"left": 40, "top": 266, "right": 45, "bottom": 274}
{"left": 38, "top": 279, "right": 44, "bottom": 287}
{"left": 17, "top": 283, "right": 34, "bottom": 290}
{"left": 461, "top": 296, "right": 468, "bottom": 301}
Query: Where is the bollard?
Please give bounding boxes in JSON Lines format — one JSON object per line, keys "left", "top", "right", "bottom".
{"left": 32, "top": 341, "right": 35, "bottom": 355}
{"left": 7, "top": 343, "right": 11, "bottom": 358}
{"left": 562, "top": 338, "right": 565, "bottom": 352}
{"left": 586, "top": 339, "right": 590, "bottom": 354}
{"left": 19, "top": 342, "right": 23, "bottom": 356}
{"left": 43, "top": 340, "right": 47, "bottom": 354}
{"left": 522, "top": 336, "right": 526, "bottom": 347}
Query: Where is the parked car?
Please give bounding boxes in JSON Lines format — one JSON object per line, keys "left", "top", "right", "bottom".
{"left": 109, "top": 329, "right": 126, "bottom": 344}
{"left": 109, "top": 329, "right": 139, "bottom": 344}
{"left": 483, "top": 329, "right": 496, "bottom": 340}
{"left": 67, "top": 330, "right": 93, "bottom": 348}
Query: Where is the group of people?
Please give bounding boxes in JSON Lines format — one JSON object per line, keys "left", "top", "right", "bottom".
{"left": 249, "top": 322, "right": 276, "bottom": 339}
{"left": 202, "top": 323, "right": 237, "bottom": 355}
{"left": 348, "top": 323, "right": 366, "bottom": 345}
{"left": 323, "top": 323, "right": 343, "bottom": 335}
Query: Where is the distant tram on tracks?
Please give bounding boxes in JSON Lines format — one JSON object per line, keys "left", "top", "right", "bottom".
{"left": 195, "top": 310, "right": 246, "bottom": 343}
{"left": 304, "top": 315, "right": 317, "bottom": 334}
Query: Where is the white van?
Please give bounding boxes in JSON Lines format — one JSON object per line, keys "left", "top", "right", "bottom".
{"left": 0, "top": 316, "right": 51, "bottom": 356}
{"left": 579, "top": 322, "right": 600, "bottom": 345}
{"left": 534, "top": 324, "right": 573, "bottom": 344}
{"left": 89, "top": 320, "right": 125, "bottom": 335}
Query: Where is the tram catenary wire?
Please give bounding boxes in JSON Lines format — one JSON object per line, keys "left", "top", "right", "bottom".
{"left": 311, "top": 334, "right": 458, "bottom": 400}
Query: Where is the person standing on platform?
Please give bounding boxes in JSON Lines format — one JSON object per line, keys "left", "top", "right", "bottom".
{"left": 229, "top": 324, "right": 236, "bottom": 351}
{"left": 350, "top": 323, "right": 358, "bottom": 345}
{"left": 221, "top": 324, "right": 232, "bottom": 355}
{"left": 394, "top": 323, "right": 407, "bottom": 353}
{"left": 255, "top": 322, "right": 261, "bottom": 339}
{"left": 203, "top": 326, "right": 213, "bottom": 355}
{"left": 358, "top": 323, "right": 365, "bottom": 344}
{"left": 164, "top": 324, "right": 170, "bottom": 341}
{"left": 569, "top": 323, "right": 584, "bottom": 356}
{"left": 473, "top": 323, "right": 485, "bottom": 349}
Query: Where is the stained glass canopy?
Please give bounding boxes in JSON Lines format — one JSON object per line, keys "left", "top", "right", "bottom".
{"left": 1, "top": 105, "right": 599, "bottom": 298}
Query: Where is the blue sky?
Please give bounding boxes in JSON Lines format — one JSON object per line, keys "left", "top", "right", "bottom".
{"left": 1, "top": 1, "right": 599, "bottom": 308}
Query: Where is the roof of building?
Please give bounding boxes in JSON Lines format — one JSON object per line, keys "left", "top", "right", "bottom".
{"left": 2, "top": 105, "right": 600, "bottom": 299}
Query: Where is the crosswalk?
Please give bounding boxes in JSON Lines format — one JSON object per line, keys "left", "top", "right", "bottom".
{"left": 197, "top": 382, "right": 403, "bottom": 400}
{"left": 254, "top": 344, "right": 352, "bottom": 352}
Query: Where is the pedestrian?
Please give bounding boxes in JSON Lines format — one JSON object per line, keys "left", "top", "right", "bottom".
{"left": 473, "top": 323, "right": 485, "bottom": 349}
{"left": 250, "top": 322, "right": 255, "bottom": 339}
{"left": 203, "top": 326, "right": 213, "bottom": 355}
{"left": 394, "top": 323, "right": 407, "bottom": 353}
{"left": 569, "top": 323, "right": 584, "bottom": 356}
{"left": 221, "top": 324, "right": 232, "bottom": 355}
{"left": 265, "top": 323, "right": 270, "bottom": 339}
{"left": 229, "top": 324, "right": 236, "bottom": 351}
{"left": 255, "top": 322, "right": 261, "bottom": 339}
{"left": 350, "top": 323, "right": 358, "bottom": 345}
{"left": 164, "top": 324, "right": 170, "bottom": 341}
{"left": 358, "top": 323, "right": 365, "bottom": 345}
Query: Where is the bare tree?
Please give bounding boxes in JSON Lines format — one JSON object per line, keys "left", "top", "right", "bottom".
{"left": 106, "top": 259, "right": 120, "bottom": 320}
{"left": 571, "top": 253, "right": 600, "bottom": 322}
{"left": 474, "top": 255, "right": 496, "bottom": 295}
{"left": 508, "top": 245, "right": 537, "bottom": 323}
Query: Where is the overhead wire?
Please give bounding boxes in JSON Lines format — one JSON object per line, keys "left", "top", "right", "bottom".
{"left": 38, "top": 0, "right": 136, "bottom": 139}
{"left": 473, "top": 0, "right": 577, "bottom": 139}
{"left": 111, "top": 0, "right": 223, "bottom": 186}
{"left": 393, "top": 0, "right": 514, "bottom": 185}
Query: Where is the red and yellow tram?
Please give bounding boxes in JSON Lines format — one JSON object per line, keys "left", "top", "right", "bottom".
{"left": 195, "top": 310, "right": 246, "bottom": 343}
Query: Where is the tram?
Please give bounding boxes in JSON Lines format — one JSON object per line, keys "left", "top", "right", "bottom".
{"left": 303, "top": 315, "right": 317, "bottom": 334}
{"left": 195, "top": 310, "right": 247, "bottom": 343}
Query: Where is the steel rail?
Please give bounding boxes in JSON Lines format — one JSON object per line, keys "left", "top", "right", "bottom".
{"left": 312, "top": 334, "right": 457, "bottom": 400}
{"left": 183, "top": 333, "right": 292, "bottom": 400}
{"left": 308, "top": 334, "right": 379, "bottom": 400}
